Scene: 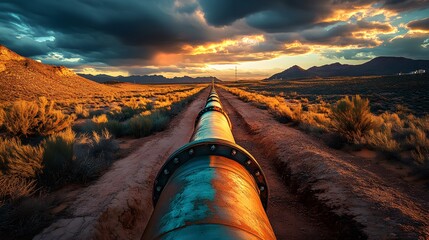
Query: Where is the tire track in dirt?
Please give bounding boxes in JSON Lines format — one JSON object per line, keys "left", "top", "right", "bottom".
{"left": 35, "top": 88, "right": 209, "bottom": 240}
{"left": 218, "top": 89, "right": 335, "bottom": 240}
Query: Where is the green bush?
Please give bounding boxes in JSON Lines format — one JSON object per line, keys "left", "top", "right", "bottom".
{"left": 73, "top": 130, "right": 119, "bottom": 182}
{"left": 108, "top": 106, "right": 142, "bottom": 121}
{"left": 104, "top": 120, "right": 127, "bottom": 137}
{"left": 150, "top": 110, "right": 170, "bottom": 132}
{"left": 40, "top": 129, "right": 75, "bottom": 186}
{"left": 129, "top": 115, "right": 153, "bottom": 138}
{"left": 0, "top": 137, "right": 43, "bottom": 178}
{"left": 331, "top": 95, "right": 374, "bottom": 143}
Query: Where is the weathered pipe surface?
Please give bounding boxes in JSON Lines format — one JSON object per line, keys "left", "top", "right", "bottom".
{"left": 142, "top": 85, "right": 276, "bottom": 240}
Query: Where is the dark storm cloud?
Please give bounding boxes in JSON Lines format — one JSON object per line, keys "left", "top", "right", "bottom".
{"left": 0, "top": 0, "right": 428, "bottom": 73}
{"left": 197, "top": 0, "right": 364, "bottom": 31}
{"left": 198, "top": 0, "right": 269, "bottom": 26}
{"left": 323, "top": 34, "right": 429, "bottom": 60}
{"left": 383, "top": 0, "right": 429, "bottom": 11}
{"left": 407, "top": 17, "right": 429, "bottom": 30}
{"left": 271, "top": 21, "right": 394, "bottom": 48}
{"left": 0, "top": 0, "right": 226, "bottom": 67}
{"left": 198, "top": 0, "right": 429, "bottom": 32}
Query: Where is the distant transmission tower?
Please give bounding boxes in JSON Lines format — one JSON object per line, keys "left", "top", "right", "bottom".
{"left": 235, "top": 65, "right": 237, "bottom": 81}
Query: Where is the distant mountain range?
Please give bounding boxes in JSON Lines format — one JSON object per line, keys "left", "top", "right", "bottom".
{"left": 79, "top": 74, "right": 222, "bottom": 84}
{"left": 268, "top": 57, "right": 429, "bottom": 80}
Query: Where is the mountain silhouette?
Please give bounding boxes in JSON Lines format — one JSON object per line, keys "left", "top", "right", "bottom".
{"left": 80, "top": 74, "right": 222, "bottom": 84}
{"left": 268, "top": 56, "right": 429, "bottom": 80}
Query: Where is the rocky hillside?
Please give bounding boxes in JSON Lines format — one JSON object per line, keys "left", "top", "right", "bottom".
{"left": 0, "top": 45, "right": 115, "bottom": 102}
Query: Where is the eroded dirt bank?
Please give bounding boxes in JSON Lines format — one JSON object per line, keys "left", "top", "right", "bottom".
{"left": 35, "top": 88, "right": 209, "bottom": 240}
{"left": 218, "top": 88, "right": 429, "bottom": 240}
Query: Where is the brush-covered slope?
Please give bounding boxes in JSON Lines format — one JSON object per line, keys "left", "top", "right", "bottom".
{"left": 0, "top": 45, "right": 115, "bottom": 102}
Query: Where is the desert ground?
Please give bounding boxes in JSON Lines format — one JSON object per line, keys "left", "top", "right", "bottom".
{"left": 30, "top": 86, "right": 428, "bottom": 240}
{"left": 1, "top": 47, "right": 428, "bottom": 239}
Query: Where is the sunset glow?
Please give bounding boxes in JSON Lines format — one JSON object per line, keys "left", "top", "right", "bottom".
{"left": 0, "top": 1, "right": 428, "bottom": 80}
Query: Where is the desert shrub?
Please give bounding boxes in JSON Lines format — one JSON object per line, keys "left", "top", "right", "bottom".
{"left": 331, "top": 95, "right": 374, "bottom": 143}
{"left": 104, "top": 120, "right": 127, "bottom": 137}
{"left": 299, "top": 111, "right": 330, "bottom": 133}
{"left": 80, "top": 116, "right": 127, "bottom": 137}
{"left": 406, "top": 128, "right": 429, "bottom": 164}
{"left": 129, "top": 115, "right": 153, "bottom": 138}
{"left": 39, "top": 129, "right": 75, "bottom": 186}
{"left": 36, "top": 97, "right": 75, "bottom": 136}
{"left": 92, "top": 114, "right": 108, "bottom": 124}
{"left": 272, "top": 104, "right": 294, "bottom": 123}
{"left": 0, "top": 197, "right": 52, "bottom": 239}
{"left": 108, "top": 106, "right": 141, "bottom": 121}
{"left": 364, "top": 128, "right": 400, "bottom": 153}
{"left": 124, "top": 97, "right": 140, "bottom": 110}
{"left": 88, "top": 109, "right": 104, "bottom": 118}
{"left": 0, "top": 176, "right": 36, "bottom": 204}
{"left": 3, "top": 97, "right": 74, "bottom": 137}
{"left": 73, "top": 130, "right": 118, "bottom": 182}
{"left": 0, "top": 137, "right": 43, "bottom": 178}
{"left": 75, "top": 104, "right": 89, "bottom": 118}
{"left": 150, "top": 110, "right": 171, "bottom": 132}
{"left": 3, "top": 100, "right": 39, "bottom": 136}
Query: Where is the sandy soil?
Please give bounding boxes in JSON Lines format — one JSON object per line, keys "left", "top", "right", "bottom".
{"left": 217, "top": 88, "right": 429, "bottom": 240}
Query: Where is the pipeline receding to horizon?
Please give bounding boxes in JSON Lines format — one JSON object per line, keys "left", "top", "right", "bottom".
{"left": 142, "top": 83, "right": 276, "bottom": 240}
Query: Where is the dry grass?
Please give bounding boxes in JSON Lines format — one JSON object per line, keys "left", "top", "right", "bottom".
{"left": 2, "top": 97, "right": 74, "bottom": 137}
{"left": 73, "top": 130, "right": 119, "bottom": 182}
{"left": 74, "top": 104, "right": 89, "bottom": 118}
{"left": 0, "top": 137, "right": 43, "bottom": 178}
{"left": 0, "top": 83, "right": 206, "bottom": 238}
{"left": 221, "top": 85, "right": 429, "bottom": 168}
{"left": 79, "top": 86, "right": 204, "bottom": 138}
{"left": 0, "top": 176, "right": 37, "bottom": 205}
{"left": 331, "top": 95, "right": 374, "bottom": 143}
{"left": 40, "top": 128, "right": 75, "bottom": 187}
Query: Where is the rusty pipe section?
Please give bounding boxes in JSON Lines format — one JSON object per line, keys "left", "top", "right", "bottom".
{"left": 142, "top": 85, "right": 275, "bottom": 240}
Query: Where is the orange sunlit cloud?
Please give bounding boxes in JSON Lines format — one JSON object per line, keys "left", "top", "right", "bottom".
{"left": 5, "top": 0, "right": 427, "bottom": 81}
{"left": 183, "top": 35, "right": 265, "bottom": 55}
{"left": 153, "top": 53, "right": 184, "bottom": 66}
{"left": 322, "top": 5, "right": 398, "bottom": 22}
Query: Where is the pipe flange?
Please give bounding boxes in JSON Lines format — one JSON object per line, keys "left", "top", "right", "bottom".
{"left": 194, "top": 106, "right": 232, "bottom": 129}
{"left": 152, "top": 138, "right": 269, "bottom": 210}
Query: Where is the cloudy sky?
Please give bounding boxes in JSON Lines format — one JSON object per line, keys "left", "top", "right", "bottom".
{"left": 1, "top": 0, "right": 428, "bottom": 80}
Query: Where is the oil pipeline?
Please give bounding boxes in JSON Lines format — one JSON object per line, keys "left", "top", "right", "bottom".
{"left": 142, "top": 84, "right": 276, "bottom": 240}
